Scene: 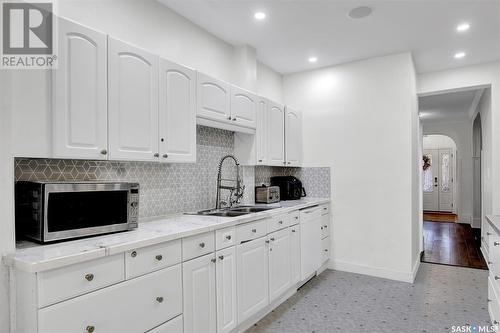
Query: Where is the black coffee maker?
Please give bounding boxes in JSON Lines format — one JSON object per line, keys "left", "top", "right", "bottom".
{"left": 270, "top": 176, "right": 306, "bottom": 200}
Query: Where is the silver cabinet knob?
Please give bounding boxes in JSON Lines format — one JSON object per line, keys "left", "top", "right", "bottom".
{"left": 85, "top": 273, "right": 94, "bottom": 282}
{"left": 232, "top": 117, "right": 236, "bottom": 121}
{"left": 131, "top": 251, "right": 137, "bottom": 258}
{"left": 258, "top": 159, "right": 263, "bottom": 162}
{"left": 295, "top": 216, "right": 299, "bottom": 220}
{"left": 495, "top": 276, "right": 500, "bottom": 281}
{"left": 494, "top": 320, "right": 499, "bottom": 325}
{"left": 155, "top": 255, "right": 163, "bottom": 261}
{"left": 226, "top": 235, "right": 232, "bottom": 240}
{"left": 100, "top": 149, "right": 107, "bottom": 155}
{"left": 199, "top": 242, "right": 205, "bottom": 248}
{"left": 487, "top": 232, "right": 492, "bottom": 235}
{"left": 156, "top": 296, "right": 164, "bottom": 303}
{"left": 283, "top": 161, "right": 286, "bottom": 165}
{"left": 211, "top": 258, "right": 216, "bottom": 263}
{"left": 86, "top": 326, "right": 95, "bottom": 333}
{"left": 219, "top": 255, "right": 224, "bottom": 260}
{"left": 265, "top": 240, "right": 270, "bottom": 244}
{"left": 321, "top": 227, "right": 324, "bottom": 230}
{"left": 324, "top": 249, "right": 328, "bottom": 252}
{"left": 252, "top": 229, "right": 257, "bottom": 233}
{"left": 324, "top": 225, "right": 328, "bottom": 229}
{"left": 227, "top": 116, "right": 232, "bottom": 120}
{"left": 162, "top": 154, "right": 168, "bottom": 158}
{"left": 270, "top": 237, "right": 275, "bottom": 241}
{"left": 494, "top": 242, "right": 500, "bottom": 246}
{"left": 488, "top": 261, "right": 493, "bottom": 265}
{"left": 288, "top": 162, "right": 291, "bottom": 165}
{"left": 154, "top": 153, "right": 160, "bottom": 158}
{"left": 291, "top": 229, "right": 296, "bottom": 233}
{"left": 278, "top": 220, "right": 283, "bottom": 224}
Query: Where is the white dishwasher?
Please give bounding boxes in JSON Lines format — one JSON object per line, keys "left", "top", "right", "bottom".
{"left": 299, "top": 206, "right": 322, "bottom": 281}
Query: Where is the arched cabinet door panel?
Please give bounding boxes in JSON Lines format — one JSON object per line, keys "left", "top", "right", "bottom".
{"left": 197, "top": 72, "right": 231, "bottom": 123}
{"left": 230, "top": 86, "right": 257, "bottom": 129}
{"left": 285, "top": 107, "right": 302, "bottom": 167}
{"left": 267, "top": 101, "right": 285, "bottom": 166}
{"left": 159, "top": 59, "right": 196, "bottom": 163}
{"left": 108, "top": 37, "right": 159, "bottom": 161}
{"left": 53, "top": 18, "right": 107, "bottom": 159}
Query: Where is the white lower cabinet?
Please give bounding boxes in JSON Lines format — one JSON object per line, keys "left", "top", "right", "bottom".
{"left": 38, "top": 264, "right": 182, "bottom": 333}
{"left": 289, "top": 225, "right": 301, "bottom": 285}
{"left": 182, "top": 253, "right": 217, "bottom": 333}
{"left": 268, "top": 229, "right": 291, "bottom": 302}
{"left": 216, "top": 246, "right": 238, "bottom": 333}
{"left": 237, "top": 236, "right": 269, "bottom": 324}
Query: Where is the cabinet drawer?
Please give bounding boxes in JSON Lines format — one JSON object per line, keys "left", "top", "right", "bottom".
{"left": 320, "top": 204, "right": 330, "bottom": 216}
{"left": 38, "top": 254, "right": 125, "bottom": 307}
{"left": 321, "top": 214, "right": 331, "bottom": 239}
{"left": 268, "top": 214, "right": 289, "bottom": 233}
{"left": 236, "top": 219, "right": 267, "bottom": 243}
{"left": 289, "top": 210, "right": 300, "bottom": 226}
{"left": 39, "top": 264, "right": 182, "bottom": 333}
{"left": 126, "top": 239, "right": 181, "bottom": 279}
{"left": 321, "top": 237, "right": 331, "bottom": 264}
{"left": 147, "top": 315, "right": 183, "bottom": 333}
{"left": 182, "top": 232, "right": 215, "bottom": 261}
{"left": 216, "top": 226, "right": 236, "bottom": 250}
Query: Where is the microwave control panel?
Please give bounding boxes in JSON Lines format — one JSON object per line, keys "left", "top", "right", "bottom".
{"left": 129, "top": 183, "right": 140, "bottom": 226}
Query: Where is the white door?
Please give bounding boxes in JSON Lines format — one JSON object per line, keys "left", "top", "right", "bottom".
{"left": 267, "top": 101, "right": 285, "bottom": 166}
{"left": 268, "top": 229, "right": 291, "bottom": 302}
{"left": 236, "top": 236, "right": 269, "bottom": 323}
{"left": 53, "top": 18, "right": 108, "bottom": 160}
{"left": 159, "top": 59, "right": 196, "bottom": 163}
{"left": 197, "top": 72, "right": 231, "bottom": 123}
{"left": 300, "top": 208, "right": 322, "bottom": 281}
{"left": 230, "top": 85, "right": 257, "bottom": 129}
{"left": 182, "top": 253, "right": 217, "bottom": 333}
{"left": 108, "top": 37, "right": 159, "bottom": 161}
{"left": 285, "top": 107, "right": 302, "bottom": 167}
{"left": 422, "top": 149, "right": 454, "bottom": 212}
{"left": 256, "top": 98, "right": 268, "bottom": 165}
{"left": 215, "top": 246, "right": 237, "bottom": 333}
{"left": 289, "top": 225, "right": 301, "bottom": 285}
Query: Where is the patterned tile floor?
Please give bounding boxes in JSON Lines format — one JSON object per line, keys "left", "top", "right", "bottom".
{"left": 247, "top": 263, "right": 490, "bottom": 333}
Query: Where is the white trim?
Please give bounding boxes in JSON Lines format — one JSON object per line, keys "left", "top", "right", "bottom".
{"left": 196, "top": 117, "right": 256, "bottom": 134}
{"left": 458, "top": 215, "right": 472, "bottom": 224}
{"left": 469, "top": 89, "right": 485, "bottom": 119}
{"left": 329, "top": 259, "right": 415, "bottom": 283}
{"left": 410, "top": 259, "right": 421, "bottom": 283}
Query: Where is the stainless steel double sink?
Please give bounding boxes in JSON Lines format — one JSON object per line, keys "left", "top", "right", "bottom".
{"left": 190, "top": 206, "right": 278, "bottom": 217}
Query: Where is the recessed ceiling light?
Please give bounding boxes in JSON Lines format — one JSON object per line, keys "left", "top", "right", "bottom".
{"left": 308, "top": 57, "right": 318, "bottom": 63}
{"left": 456, "top": 23, "right": 470, "bottom": 32}
{"left": 454, "top": 52, "right": 466, "bottom": 59}
{"left": 348, "top": 6, "right": 373, "bottom": 19}
{"left": 254, "top": 12, "right": 266, "bottom": 20}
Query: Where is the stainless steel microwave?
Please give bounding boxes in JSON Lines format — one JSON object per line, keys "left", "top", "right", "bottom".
{"left": 15, "top": 181, "right": 139, "bottom": 243}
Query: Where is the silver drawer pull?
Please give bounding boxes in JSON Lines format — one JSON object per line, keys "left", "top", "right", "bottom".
{"left": 100, "top": 149, "right": 107, "bottom": 155}
{"left": 219, "top": 255, "right": 224, "bottom": 260}
{"left": 156, "top": 296, "right": 164, "bottom": 303}
{"left": 278, "top": 221, "right": 283, "bottom": 224}
{"left": 265, "top": 240, "right": 270, "bottom": 244}
{"left": 130, "top": 251, "right": 137, "bottom": 258}
{"left": 324, "top": 225, "right": 328, "bottom": 229}
{"left": 495, "top": 242, "right": 500, "bottom": 246}
{"left": 324, "top": 249, "right": 328, "bottom": 252}
{"left": 155, "top": 255, "right": 163, "bottom": 261}
{"left": 226, "top": 235, "right": 232, "bottom": 240}
{"left": 252, "top": 229, "right": 257, "bottom": 233}
{"left": 270, "top": 237, "right": 275, "bottom": 241}
{"left": 86, "top": 325, "right": 95, "bottom": 333}
{"left": 211, "top": 258, "right": 216, "bottom": 263}
{"left": 199, "top": 242, "right": 205, "bottom": 248}
{"left": 84, "top": 274, "right": 94, "bottom": 282}
{"left": 292, "top": 229, "right": 296, "bottom": 232}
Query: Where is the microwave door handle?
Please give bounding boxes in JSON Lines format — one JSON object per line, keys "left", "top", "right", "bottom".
{"left": 302, "top": 187, "right": 307, "bottom": 197}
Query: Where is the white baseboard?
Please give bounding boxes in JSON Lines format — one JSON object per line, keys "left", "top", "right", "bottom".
{"left": 329, "top": 259, "right": 417, "bottom": 283}
{"left": 410, "top": 259, "right": 421, "bottom": 283}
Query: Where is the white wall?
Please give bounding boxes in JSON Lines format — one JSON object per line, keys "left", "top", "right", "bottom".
{"left": 423, "top": 134, "right": 457, "bottom": 150}
{"left": 418, "top": 61, "right": 500, "bottom": 218}
{"left": 283, "top": 52, "right": 419, "bottom": 282}
{"left": 0, "top": 71, "right": 15, "bottom": 332}
{"left": 257, "top": 62, "right": 284, "bottom": 104}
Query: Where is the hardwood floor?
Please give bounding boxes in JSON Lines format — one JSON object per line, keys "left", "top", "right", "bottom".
{"left": 423, "top": 211, "right": 458, "bottom": 223}
{"left": 421, "top": 220, "right": 487, "bottom": 270}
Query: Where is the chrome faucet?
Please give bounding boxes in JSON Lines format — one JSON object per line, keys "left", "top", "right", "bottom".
{"left": 216, "top": 155, "right": 245, "bottom": 209}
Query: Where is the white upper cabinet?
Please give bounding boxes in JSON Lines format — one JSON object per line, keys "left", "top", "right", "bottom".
{"left": 285, "top": 107, "right": 302, "bottom": 167}
{"left": 53, "top": 18, "right": 108, "bottom": 160}
{"left": 255, "top": 98, "right": 268, "bottom": 165}
{"left": 268, "top": 229, "right": 292, "bottom": 302}
{"left": 197, "top": 72, "right": 231, "bottom": 123}
{"left": 230, "top": 85, "right": 257, "bottom": 129}
{"left": 183, "top": 253, "right": 217, "bottom": 333}
{"left": 267, "top": 101, "right": 285, "bottom": 166}
{"left": 108, "top": 37, "right": 159, "bottom": 161}
{"left": 159, "top": 59, "right": 196, "bottom": 163}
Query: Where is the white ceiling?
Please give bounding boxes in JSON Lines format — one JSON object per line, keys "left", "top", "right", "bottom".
{"left": 418, "top": 89, "right": 483, "bottom": 123}
{"left": 158, "top": 0, "right": 500, "bottom": 75}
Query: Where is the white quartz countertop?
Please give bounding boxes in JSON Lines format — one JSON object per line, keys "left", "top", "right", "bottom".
{"left": 487, "top": 215, "right": 500, "bottom": 233}
{"left": 4, "top": 198, "right": 330, "bottom": 273}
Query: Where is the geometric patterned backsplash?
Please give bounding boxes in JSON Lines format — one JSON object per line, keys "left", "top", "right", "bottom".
{"left": 255, "top": 166, "right": 331, "bottom": 198}
{"left": 15, "top": 125, "right": 330, "bottom": 220}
